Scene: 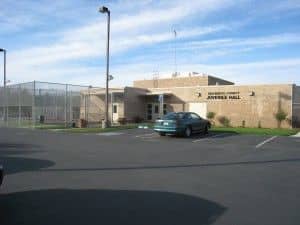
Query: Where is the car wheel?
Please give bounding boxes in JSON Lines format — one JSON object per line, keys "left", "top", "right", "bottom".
{"left": 184, "top": 126, "right": 192, "bottom": 137}
{"left": 159, "top": 132, "right": 166, "bottom": 136}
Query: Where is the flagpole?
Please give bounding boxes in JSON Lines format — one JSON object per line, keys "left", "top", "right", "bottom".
{"left": 174, "top": 29, "right": 177, "bottom": 77}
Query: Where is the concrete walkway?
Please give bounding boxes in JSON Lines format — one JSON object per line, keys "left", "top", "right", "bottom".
{"left": 292, "top": 132, "right": 300, "bottom": 137}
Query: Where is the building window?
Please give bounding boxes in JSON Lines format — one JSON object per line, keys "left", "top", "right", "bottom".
{"left": 113, "top": 105, "right": 117, "bottom": 113}
{"left": 154, "top": 105, "right": 159, "bottom": 114}
{"left": 147, "top": 104, "right": 152, "bottom": 120}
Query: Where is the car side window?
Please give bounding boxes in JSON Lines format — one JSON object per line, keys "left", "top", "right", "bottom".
{"left": 191, "top": 113, "right": 201, "bottom": 120}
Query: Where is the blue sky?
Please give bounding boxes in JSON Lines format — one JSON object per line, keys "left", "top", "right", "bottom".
{"left": 1, "top": 0, "right": 300, "bottom": 87}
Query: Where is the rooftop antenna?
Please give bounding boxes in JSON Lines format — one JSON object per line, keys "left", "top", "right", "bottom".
{"left": 153, "top": 70, "right": 159, "bottom": 88}
{"left": 172, "top": 29, "right": 178, "bottom": 78}
{"left": 152, "top": 70, "right": 159, "bottom": 80}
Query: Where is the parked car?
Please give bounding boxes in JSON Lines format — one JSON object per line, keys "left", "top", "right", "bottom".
{"left": 154, "top": 112, "right": 211, "bottom": 137}
{"left": 0, "top": 165, "right": 3, "bottom": 186}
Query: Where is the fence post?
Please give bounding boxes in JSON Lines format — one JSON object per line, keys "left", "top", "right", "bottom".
{"left": 69, "top": 90, "right": 72, "bottom": 124}
{"left": 32, "top": 81, "right": 36, "bottom": 128}
{"left": 65, "top": 84, "right": 68, "bottom": 128}
{"left": 18, "top": 84, "right": 21, "bottom": 126}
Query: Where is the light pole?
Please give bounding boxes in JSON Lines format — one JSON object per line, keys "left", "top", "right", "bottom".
{"left": 99, "top": 6, "right": 110, "bottom": 128}
{"left": 0, "top": 48, "right": 7, "bottom": 123}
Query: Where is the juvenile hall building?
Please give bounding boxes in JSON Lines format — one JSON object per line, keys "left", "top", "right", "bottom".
{"left": 80, "top": 74, "right": 300, "bottom": 128}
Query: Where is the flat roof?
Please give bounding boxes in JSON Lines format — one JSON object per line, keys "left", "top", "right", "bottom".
{"left": 145, "top": 91, "right": 173, "bottom": 96}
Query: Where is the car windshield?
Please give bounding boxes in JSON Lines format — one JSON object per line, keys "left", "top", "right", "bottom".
{"left": 162, "top": 112, "right": 186, "bottom": 120}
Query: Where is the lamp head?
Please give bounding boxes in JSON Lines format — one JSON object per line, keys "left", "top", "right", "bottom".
{"left": 99, "top": 6, "right": 109, "bottom": 13}
{"left": 0, "top": 48, "right": 5, "bottom": 52}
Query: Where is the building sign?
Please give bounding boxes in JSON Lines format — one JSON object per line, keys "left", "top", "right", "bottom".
{"left": 207, "top": 91, "right": 240, "bottom": 100}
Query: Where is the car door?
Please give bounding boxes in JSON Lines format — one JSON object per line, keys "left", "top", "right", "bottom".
{"left": 190, "top": 113, "right": 205, "bottom": 131}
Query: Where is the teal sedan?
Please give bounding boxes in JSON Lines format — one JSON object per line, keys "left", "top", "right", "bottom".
{"left": 154, "top": 112, "right": 211, "bottom": 137}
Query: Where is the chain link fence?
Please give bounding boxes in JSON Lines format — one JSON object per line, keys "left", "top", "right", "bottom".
{"left": 0, "top": 81, "right": 91, "bottom": 128}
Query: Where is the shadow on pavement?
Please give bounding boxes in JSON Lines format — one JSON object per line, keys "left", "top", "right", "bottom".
{"left": 0, "top": 142, "right": 54, "bottom": 175}
{"left": 0, "top": 189, "right": 226, "bottom": 225}
{"left": 0, "top": 143, "right": 39, "bottom": 150}
{"left": 0, "top": 156, "right": 54, "bottom": 175}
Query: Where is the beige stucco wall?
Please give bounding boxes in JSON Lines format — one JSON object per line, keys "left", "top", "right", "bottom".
{"left": 80, "top": 83, "right": 295, "bottom": 128}
{"left": 124, "top": 87, "right": 147, "bottom": 121}
{"left": 147, "top": 84, "right": 293, "bottom": 128}
{"left": 80, "top": 91, "right": 125, "bottom": 123}
{"left": 133, "top": 75, "right": 233, "bottom": 89}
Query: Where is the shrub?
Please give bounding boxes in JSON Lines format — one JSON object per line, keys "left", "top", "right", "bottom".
{"left": 218, "top": 116, "right": 230, "bottom": 127}
{"left": 275, "top": 110, "right": 287, "bottom": 128}
{"left": 206, "top": 112, "right": 216, "bottom": 120}
{"left": 118, "top": 117, "right": 127, "bottom": 125}
{"left": 242, "top": 120, "right": 246, "bottom": 128}
{"left": 258, "top": 120, "right": 262, "bottom": 128}
{"left": 133, "top": 116, "right": 143, "bottom": 123}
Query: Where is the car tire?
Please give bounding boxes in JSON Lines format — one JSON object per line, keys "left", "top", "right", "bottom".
{"left": 0, "top": 165, "right": 3, "bottom": 187}
{"left": 184, "top": 126, "right": 192, "bottom": 137}
{"left": 159, "top": 132, "right": 166, "bottom": 136}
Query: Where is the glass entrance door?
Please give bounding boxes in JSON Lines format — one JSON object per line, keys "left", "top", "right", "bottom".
{"left": 147, "top": 103, "right": 163, "bottom": 121}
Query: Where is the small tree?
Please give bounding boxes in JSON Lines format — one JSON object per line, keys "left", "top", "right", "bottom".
{"left": 207, "top": 112, "right": 216, "bottom": 120}
{"left": 207, "top": 112, "right": 216, "bottom": 126}
{"left": 242, "top": 120, "right": 246, "bottom": 128}
{"left": 218, "top": 116, "right": 230, "bottom": 127}
{"left": 275, "top": 110, "right": 287, "bottom": 128}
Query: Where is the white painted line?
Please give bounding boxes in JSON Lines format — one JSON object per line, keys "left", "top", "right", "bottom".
{"left": 96, "top": 132, "right": 123, "bottom": 136}
{"left": 135, "top": 132, "right": 156, "bottom": 138}
{"left": 255, "top": 136, "right": 277, "bottom": 149}
{"left": 192, "top": 133, "right": 228, "bottom": 143}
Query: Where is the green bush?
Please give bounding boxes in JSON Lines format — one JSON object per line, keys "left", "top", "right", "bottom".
{"left": 133, "top": 116, "right": 144, "bottom": 123}
{"left": 218, "top": 116, "right": 230, "bottom": 127}
{"left": 242, "top": 120, "right": 246, "bottom": 128}
{"left": 206, "top": 112, "right": 216, "bottom": 120}
{"left": 275, "top": 110, "right": 287, "bottom": 128}
{"left": 118, "top": 117, "right": 127, "bottom": 125}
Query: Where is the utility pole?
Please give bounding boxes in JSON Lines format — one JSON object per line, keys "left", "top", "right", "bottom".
{"left": 99, "top": 6, "right": 111, "bottom": 128}
{"left": 173, "top": 30, "right": 177, "bottom": 77}
{"left": 0, "top": 48, "right": 7, "bottom": 123}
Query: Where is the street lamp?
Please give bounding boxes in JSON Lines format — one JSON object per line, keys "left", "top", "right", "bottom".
{"left": 0, "top": 48, "right": 7, "bottom": 122}
{"left": 99, "top": 6, "right": 110, "bottom": 128}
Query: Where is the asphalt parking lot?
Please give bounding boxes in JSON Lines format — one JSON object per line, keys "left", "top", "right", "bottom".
{"left": 0, "top": 127, "right": 300, "bottom": 225}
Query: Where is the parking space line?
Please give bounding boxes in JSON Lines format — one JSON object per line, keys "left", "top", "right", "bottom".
{"left": 135, "top": 133, "right": 156, "bottom": 138}
{"left": 255, "top": 136, "right": 277, "bottom": 149}
{"left": 192, "top": 133, "right": 228, "bottom": 143}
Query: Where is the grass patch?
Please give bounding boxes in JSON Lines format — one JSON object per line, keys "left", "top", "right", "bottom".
{"left": 35, "top": 124, "right": 67, "bottom": 129}
{"left": 211, "top": 127, "right": 299, "bottom": 136}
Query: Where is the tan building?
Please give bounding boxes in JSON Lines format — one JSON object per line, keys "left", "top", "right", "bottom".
{"left": 81, "top": 75, "right": 300, "bottom": 128}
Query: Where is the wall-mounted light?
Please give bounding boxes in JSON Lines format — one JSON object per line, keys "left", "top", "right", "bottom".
{"left": 196, "top": 92, "right": 202, "bottom": 97}
{"left": 249, "top": 91, "right": 255, "bottom": 96}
